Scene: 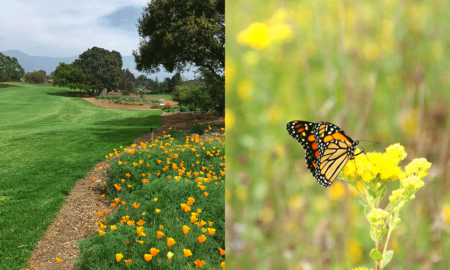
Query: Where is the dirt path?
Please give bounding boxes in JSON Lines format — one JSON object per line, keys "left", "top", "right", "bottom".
{"left": 24, "top": 101, "right": 224, "bottom": 269}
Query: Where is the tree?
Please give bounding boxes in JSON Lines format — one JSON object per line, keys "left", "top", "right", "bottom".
{"left": 133, "top": 0, "right": 225, "bottom": 80}
{"left": 72, "top": 47, "right": 123, "bottom": 96}
{"left": 168, "top": 72, "right": 182, "bottom": 93}
{"left": 119, "top": 68, "right": 136, "bottom": 94}
{"left": 136, "top": 75, "right": 148, "bottom": 87}
{"left": 52, "top": 62, "right": 91, "bottom": 93}
{"left": 24, "top": 71, "right": 46, "bottom": 84}
{"left": 0, "top": 52, "right": 25, "bottom": 82}
{"left": 38, "top": 70, "right": 46, "bottom": 76}
{"left": 159, "top": 78, "right": 169, "bottom": 93}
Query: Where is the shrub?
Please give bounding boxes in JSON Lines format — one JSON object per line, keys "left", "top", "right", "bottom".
{"left": 190, "top": 122, "right": 207, "bottom": 135}
{"left": 167, "top": 129, "right": 188, "bottom": 140}
{"left": 24, "top": 71, "right": 46, "bottom": 84}
{"left": 162, "top": 104, "right": 173, "bottom": 110}
{"left": 179, "top": 105, "right": 189, "bottom": 112}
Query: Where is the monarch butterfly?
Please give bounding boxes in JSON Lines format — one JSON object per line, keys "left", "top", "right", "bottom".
{"left": 286, "top": 121, "right": 361, "bottom": 187}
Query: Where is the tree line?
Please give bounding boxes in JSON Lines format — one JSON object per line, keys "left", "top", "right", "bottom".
{"left": 1, "top": 0, "right": 224, "bottom": 114}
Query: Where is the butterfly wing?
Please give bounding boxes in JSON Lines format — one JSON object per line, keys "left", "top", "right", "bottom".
{"left": 312, "top": 122, "right": 358, "bottom": 187}
{"left": 286, "top": 121, "right": 321, "bottom": 177}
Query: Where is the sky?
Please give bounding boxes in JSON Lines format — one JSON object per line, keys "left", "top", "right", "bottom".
{"left": 0, "top": 0, "right": 149, "bottom": 58}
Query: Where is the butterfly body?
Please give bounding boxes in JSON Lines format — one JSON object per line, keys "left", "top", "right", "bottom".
{"left": 286, "top": 121, "right": 359, "bottom": 187}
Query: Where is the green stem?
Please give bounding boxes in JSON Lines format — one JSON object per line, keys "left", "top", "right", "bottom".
{"left": 383, "top": 227, "right": 393, "bottom": 255}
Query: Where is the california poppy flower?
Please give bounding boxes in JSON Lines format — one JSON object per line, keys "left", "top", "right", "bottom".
{"left": 167, "top": 237, "right": 176, "bottom": 247}
{"left": 198, "top": 235, "right": 206, "bottom": 243}
{"left": 144, "top": 254, "right": 152, "bottom": 262}
{"left": 183, "top": 249, "right": 192, "bottom": 257}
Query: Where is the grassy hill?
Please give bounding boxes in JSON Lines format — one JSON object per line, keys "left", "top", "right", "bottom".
{"left": 0, "top": 83, "right": 162, "bottom": 269}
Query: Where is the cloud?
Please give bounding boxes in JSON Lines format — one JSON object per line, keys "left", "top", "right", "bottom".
{"left": 100, "top": 6, "right": 143, "bottom": 32}
{"left": 0, "top": 0, "right": 148, "bottom": 57}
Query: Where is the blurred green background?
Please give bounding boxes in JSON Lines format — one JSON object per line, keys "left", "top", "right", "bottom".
{"left": 226, "top": 0, "right": 450, "bottom": 269}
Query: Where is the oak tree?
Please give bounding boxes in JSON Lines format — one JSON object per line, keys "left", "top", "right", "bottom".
{"left": 0, "top": 52, "right": 25, "bottom": 82}
{"left": 133, "top": 0, "right": 224, "bottom": 79}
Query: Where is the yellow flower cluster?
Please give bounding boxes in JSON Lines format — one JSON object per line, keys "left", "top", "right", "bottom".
{"left": 366, "top": 208, "right": 389, "bottom": 226}
{"left": 237, "top": 9, "right": 294, "bottom": 50}
{"left": 342, "top": 144, "right": 406, "bottom": 184}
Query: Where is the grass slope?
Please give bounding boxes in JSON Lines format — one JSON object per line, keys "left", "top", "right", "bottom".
{"left": 0, "top": 83, "right": 162, "bottom": 269}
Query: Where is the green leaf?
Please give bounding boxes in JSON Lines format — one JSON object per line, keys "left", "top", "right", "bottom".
{"left": 380, "top": 228, "right": 388, "bottom": 237}
{"left": 368, "top": 189, "right": 377, "bottom": 198}
{"left": 369, "top": 249, "right": 383, "bottom": 261}
{"left": 382, "top": 250, "right": 394, "bottom": 268}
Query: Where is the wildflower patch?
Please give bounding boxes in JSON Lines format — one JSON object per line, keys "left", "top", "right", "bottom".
{"left": 75, "top": 132, "right": 225, "bottom": 269}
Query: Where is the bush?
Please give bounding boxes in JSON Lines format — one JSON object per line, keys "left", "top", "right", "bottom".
{"left": 190, "top": 122, "right": 207, "bottom": 135}
{"left": 179, "top": 105, "right": 189, "bottom": 112}
{"left": 167, "top": 129, "right": 188, "bottom": 140}
{"left": 161, "top": 104, "right": 173, "bottom": 110}
{"left": 24, "top": 71, "right": 46, "bottom": 84}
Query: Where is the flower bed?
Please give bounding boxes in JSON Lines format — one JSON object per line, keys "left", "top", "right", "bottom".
{"left": 75, "top": 132, "right": 225, "bottom": 269}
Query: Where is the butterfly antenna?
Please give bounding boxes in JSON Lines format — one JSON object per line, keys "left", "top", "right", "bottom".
{"left": 358, "top": 139, "right": 381, "bottom": 146}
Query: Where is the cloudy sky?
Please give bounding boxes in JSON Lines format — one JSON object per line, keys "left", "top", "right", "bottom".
{"left": 0, "top": 0, "right": 149, "bottom": 57}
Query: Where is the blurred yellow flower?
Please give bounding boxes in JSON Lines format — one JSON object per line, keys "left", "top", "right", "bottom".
{"left": 183, "top": 225, "right": 191, "bottom": 235}
{"left": 167, "top": 251, "right": 174, "bottom": 261}
{"left": 144, "top": 254, "right": 152, "bottom": 262}
{"left": 237, "top": 80, "right": 255, "bottom": 101}
{"left": 157, "top": 231, "right": 165, "bottom": 239}
{"left": 116, "top": 253, "right": 123, "bottom": 262}
{"left": 198, "top": 235, "right": 206, "bottom": 243}
{"left": 167, "top": 237, "right": 176, "bottom": 247}
{"left": 347, "top": 239, "right": 363, "bottom": 263}
{"left": 443, "top": 204, "right": 450, "bottom": 224}
{"left": 237, "top": 22, "right": 271, "bottom": 50}
{"left": 183, "top": 248, "right": 193, "bottom": 257}
{"left": 56, "top": 257, "right": 63, "bottom": 263}
{"left": 329, "top": 181, "right": 346, "bottom": 201}
{"left": 150, "top": 248, "right": 160, "bottom": 257}
{"left": 363, "top": 42, "right": 381, "bottom": 61}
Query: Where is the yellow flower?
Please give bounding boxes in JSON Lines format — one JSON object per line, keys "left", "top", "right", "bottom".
{"left": 183, "top": 225, "right": 191, "bottom": 235}
{"left": 367, "top": 208, "right": 388, "bottom": 226}
{"left": 219, "top": 248, "right": 225, "bottom": 256}
{"left": 156, "top": 209, "right": 161, "bottom": 214}
{"left": 183, "top": 248, "right": 193, "bottom": 257}
{"left": 56, "top": 257, "right": 63, "bottom": 263}
{"left": 150, "top": 248, "right": 160, "bottom": 257}
{"left": 198, "top": 235, "right": 206, "bottom": 243}
{"left": 110, "top": 225, "right": 117, "bottom": 231}
{"left": 125, "top": 259, "right": 132, "bottom": 267}
{"left": 237, "top": 22, "right": 271, "bottom": 50}
{"left": 157, "top": 231, "right": 165, "bottom": 239}
{"left": 154, "top": 198, "right": 158, "bottom": 202}
{"left": 116, "top": 253, "right": 123, "bottom": 262}
{"left": 221, "top": 262, "right": 225, "bottom": 269}
{"left": 167, "top": 237, "right": 176, "bottom": 247}
{"left": 144, "top": 254, "right": 152, "bottom": 262}
{"left": 167, "top": 251, "right": 174, "bottom": 261}
{"left": 98, "top": 230, "right": 106, "bottom": 236}
{"left": 137, "top": 226, "right": 145, "bottom": 237}
{"left": 347, "top": 239, "right": 363, "bottom": 263}
{"left": 194, "top": 259, "right": 206, "bottom": 268}
{"left": 207, "top": 228, "right": 216, "bottom": 235}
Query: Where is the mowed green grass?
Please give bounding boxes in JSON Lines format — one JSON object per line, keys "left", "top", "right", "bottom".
{"left": 0, "top": 83, "right": 162, "bottom": 269}
{"left": 145, "top": 93, "right": 173, "bottom": 99}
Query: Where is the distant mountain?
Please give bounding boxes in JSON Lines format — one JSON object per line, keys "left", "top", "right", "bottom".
{"left": 1, "top": 50, "right": 195, "bottom": 80}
